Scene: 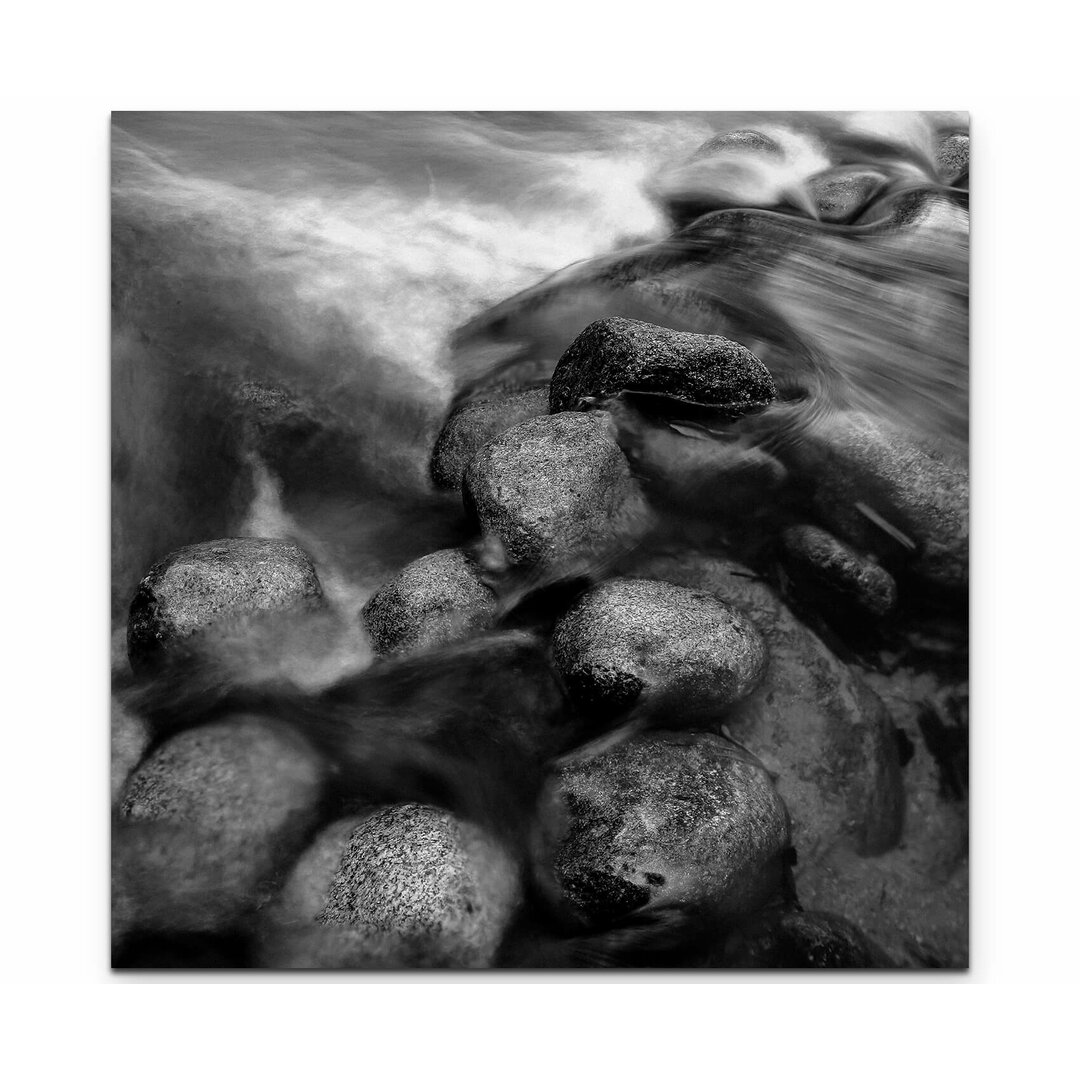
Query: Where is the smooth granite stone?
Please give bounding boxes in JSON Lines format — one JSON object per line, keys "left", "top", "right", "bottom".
{"left": 361, "top": 548, "right": 497, "bottom": 657}
{"left": 127, "top": 537, "right": 324, "bottom": 673}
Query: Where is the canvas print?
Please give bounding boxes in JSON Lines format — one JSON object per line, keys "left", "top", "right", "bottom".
{"left": 111, "top": 111, "right": 969, "bottom": 969}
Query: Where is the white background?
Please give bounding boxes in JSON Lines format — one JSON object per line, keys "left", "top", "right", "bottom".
{"left": 1, "top": 1, "right": 1077, "bottom": 1073}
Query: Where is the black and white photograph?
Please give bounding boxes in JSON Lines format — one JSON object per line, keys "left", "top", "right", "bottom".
{"left": 109, "top": 110, "right": 970, "bottom": 971}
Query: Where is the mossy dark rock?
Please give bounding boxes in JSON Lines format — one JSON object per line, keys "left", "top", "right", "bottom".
{"left": 430, "top": 387, "right": 549, "bottom": 491}
{"left": 540, "top": 731, "right": 791, "bottom": 927}
{"left": 721, "top": 909, "right": 893, "bottom": 968}
{"left": 780, "top": 524, "right": 897, "bottom": 618}
{"left": 260, "top": 804, "right": 521, "bottom": 968}
{"left": 551, "top": 577, "right": 767, "bottom": 721}
{"left": 936, "top": 132, "right": 969, "bottom": 185}
{"left": 462, "top": 411, "right": 649, "bottom": 571}
{"left": 114, "top": 715, "right": 325, "bottom": 937}
{"left": 627, "top": 553, "right": 904, "bottom": 858}
{"left": 784, "top": 412, "right": 969, "bottom": 591}
{"left": 127, "top": 537, "right": 324, "bottom": 673}
{"left": 361, "top": 548, "right": 497, "bottom": 657}
{"left": 549, "top": 318, "right": 775, "bottom": 416}
{"left": 809, "top": 168, "right": 887, "bottom": 223}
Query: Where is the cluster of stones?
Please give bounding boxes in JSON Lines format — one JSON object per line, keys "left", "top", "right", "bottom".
{"left": 114, "top": 278, "right": 967, "bottom": 969}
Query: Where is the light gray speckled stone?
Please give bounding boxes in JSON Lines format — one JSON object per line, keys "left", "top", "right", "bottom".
{"left": 549, "top": 318, "right": 775, "bottom": 416}
{"left": 551, "top": 576, "right": 766, "bottom": 721}
{"left": 430, "top": 387, "right": 549, "bottom": 491}
{"left": 361, "top": 548, "right": 497, "bottom": 657}
{"left": 127, "top": 537, "right": 324, "bottom": 672}
{"left": 114, "top": 715, "right": 325, "bottom": 936}
{"left": 463, "top": 411, "right": 650, "bottom": 572}
{"left": 935, "top": 132, "right": 969, "bottom": 184}
{"left": 540, "top": 731, "right": 791, "bottom": 926}
{"left": 260, "top": 804, "right": 521, "bottom": 968}
{"left": 809, "top": 169, "right": 887, "bottom": 223}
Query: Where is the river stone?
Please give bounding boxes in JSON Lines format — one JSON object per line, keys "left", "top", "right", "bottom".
{"left": 261, "top": 804, "right": 521, "bottom": 968}
{"left": 111, "top": 700, "right": 150, "bottom": 805}
{"left": 551, "top": 577, "right": 767, "bottom": 721}
{"left": 541, "top": 731, "right": 791, "bottom": 927}
{"left": 809, "top": 169, "right": 887, "bottom": 223}
{"left": 691, "top": 129, "right": 782, "bottom": 161}
{"left": 114, "top": 715, "right": 325, "bottom": 936}
{"left": 936, "top": 132, "right": 969, "bottom": 184}
{"left": 784, "top": 412, "right": 969, "bottom": 591}
{"left": 127, "top": 537, "right": 324, "bottom": 673}
{"left": 430, "top": 387, "right": 549, "bottom": 491}
{"left": 780, "top": 524, "right": 897, "bottom": 618}
{"left": 549, "top": 318, "right": 775, "bottom": 416}
{"left": 720, "top": 909, "right": 893, "bottom": 968}
{"left": 361, "top": 548, "right": 497, "bottom": 657}
{"left": 462, "top": 411, "right": 649, "bottom": 572}
{"left": 627, "top": 552, "right": 904, "bottom": 858}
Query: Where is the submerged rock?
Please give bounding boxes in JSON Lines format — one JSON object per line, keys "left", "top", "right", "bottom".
{"left": 114, "top": 715, "right": 325, "bottom": 936}
{"left": 627, "top": 553, "right": 904, "bottom": 858}
{"left": 785, "top": 412, "right": 969, "bottom": 591}
{"left": 551, "top": 577, "right": 766, "bottom": 720}
{"left": 127, "top": 537, "right": 324, "bottom": 673}
{"left": 361, "top": 548, "right": 497, "bottom": 657}
{"left": 430, "top": 387, "right": 549, "bottom": 491}
{"left": 720, "top": 909, "right": 893, "bottom": 968}
{"left": 935, "top": 132, "right": 969, "bottom": 185}
{"left": 809, "top": 168, "right": 887, "bottom": 223}
{"left": 780, "top": 524, "right": 897, "bottom": 619}
{"left": 540, "top": 731, "right": 791, "bottom": 927}
{"left": 549, "top": 318, "right": 775, "bottom": 416}
{"left": 260, "top": 804, "right": 522, "bottom": 968}
{"left": 463, "top": 411, "right": 649, "bottom": 572}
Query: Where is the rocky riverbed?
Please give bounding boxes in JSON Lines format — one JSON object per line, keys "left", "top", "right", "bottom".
{"left": 111, "top": 112, "right": 968, "bottom": 969}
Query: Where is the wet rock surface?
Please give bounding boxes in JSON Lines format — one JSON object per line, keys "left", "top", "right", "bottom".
{"left": 628, "top": 553, "right": 904, "bottom": 859}
{"left": 463, "top": 411, "right": 649, "bottom": 571}
{"left": 780, "top": 524, "right": 898, "bottom": 619}
{"left": 260, "top": 803, "right": 522, "bottom": 968}
{"left": 720, "top": 909, "right": 893, "bottom": 968}
{"left": 549, "top": 318, "right": 775, "bottom": 417}
{"left": 361, "top": 548, "right": 497, "bottom": 657}
{"left": 127, "top": 537, "right": 324, "bottom": 673}
{"left": 551, "top": 576, "right": 767, "bottom": 720}
{"left": 936, "top": 132, "right": 969, "bottom": 185}
{"left": 809, "top": 168, "right": 887, "bottom": 223}
{"left": 430, "top": 387, "right": 549, "bottom": 491}
{"left": 113, "top": 715, "right": 325, "bottom": 938}
{"left": 541, "top": 731, "right": 791, "bottom": 926}
{"left": 783, "top": 412, "right": 969, "bottom": 592}
{"left": 111, "top": 700, "right": 150, "bottom": 805}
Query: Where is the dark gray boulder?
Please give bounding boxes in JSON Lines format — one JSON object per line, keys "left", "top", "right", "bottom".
{"left": 809, "top": 168, "right": 887, "bottom": 223}
{"left": 784, "top": 412, "right": 969, "bottom": 591}
{"left": 627, "top": 552, "right": 904, "bottom": 858}
{"left": 430, "top": 387, "right": 549, "bottom": 491}
{"left": 259, "top": 803, "right": 522, "bottom": 968}
{"left": 936, "top": 132, "right": 969, "bottom": 184}
{"left": 127, "top": 537, "right": 324, "bottom": 673}
{"left": 549, "top": 318, "right": 775, "bottom": 416}
{"left": 462, "top": 411, "right": 650, "bottom": 572}
{"left": 361, "top": 548, "right": 497, "bottom": 657}
{"left": 113, "top": 715, "right": 325, "bottom": 937}
{"left": 539, "top": 731, "right": 791, "bottom": 927}
{"left": 551, "top": 576, "right": 767, "bottom": 720}
{"left": 780, "top": 524, "right": 897, "bottom": 618}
